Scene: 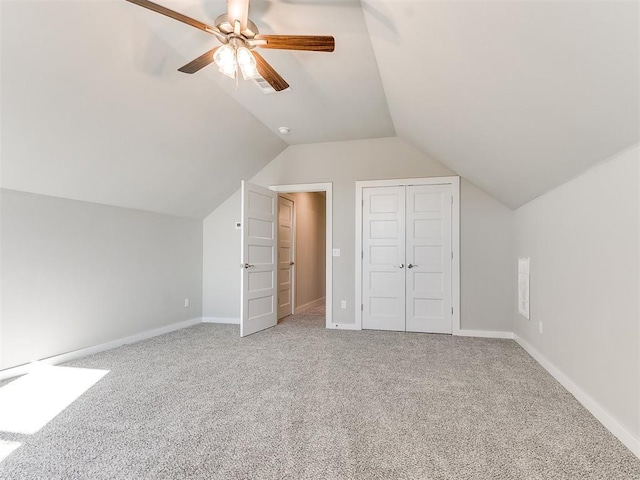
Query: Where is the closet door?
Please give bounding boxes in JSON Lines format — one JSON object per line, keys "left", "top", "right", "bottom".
{"left": 405, "top": 185, "right": 452, "bottom": 333}
{"left": 362, "top": 186, "right": 406, "bottom": 331}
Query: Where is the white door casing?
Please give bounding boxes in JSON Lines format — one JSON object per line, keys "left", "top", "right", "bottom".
{"left": 405, "top": 185, "right": 452, "bottom": 333}
{"left": 240, "top": 181, "right": 278, "bottom": 337}
{"left": 277, "top": 196, "right": 294, "bottom": 319}
{"left": 362, "top": 186, "right": 406, "bottom": 331}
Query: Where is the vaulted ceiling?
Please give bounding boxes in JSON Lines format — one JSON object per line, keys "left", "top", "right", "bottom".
{"left": 1, "top": 0, "right": 638, "bottom": 217}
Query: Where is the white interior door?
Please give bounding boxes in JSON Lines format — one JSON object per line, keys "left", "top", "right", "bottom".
{"left": 362, "top": 186, "right": 406, "bottom": 331}
{"left": 240, "top": 181, "right": 278, "bottom": 337}
{"left": 406, "top": 185, "right": 452, "bottom": 333}
{"left": 277, "top": 196, "right": 294, "bottom": 319}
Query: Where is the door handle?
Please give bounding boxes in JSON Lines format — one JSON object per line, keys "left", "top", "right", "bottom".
{"left": 243, "top": 263, "right": 255, "bottom": 269}
{"left": 290, "top": 262, "right": 295, "bottom": 266}
{"left": 394, "top": 263, "right": 404, "bottom": 269}
{"left": 407, "top": 264, "right": 418, "bottom": 269}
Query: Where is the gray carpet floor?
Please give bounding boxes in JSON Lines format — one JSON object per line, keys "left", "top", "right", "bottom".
{"left": 0, "top": 304, "right": 638, "bottom": 479}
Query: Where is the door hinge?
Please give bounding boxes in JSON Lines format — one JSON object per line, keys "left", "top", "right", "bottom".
{"left": 451, "top": 196, "right": 454, "bottom": 205}
{"left": 361, "top": 304, "right": 364, "bottom": 311}
{"left": 451, "top": 251, "right": 454, "bottom": 259}
{"left": 361, "top": 251, "right": 364, "bottom": 259}
{"left": 451, "top": 307, "right": 454, "bottom": 315}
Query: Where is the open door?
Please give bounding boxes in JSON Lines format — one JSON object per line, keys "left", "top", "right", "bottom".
{"left": 277, "top": 195, "right": 295, "bottom": 319}
{"left": 240, "top": 181, "right": 278, "bottom": 337}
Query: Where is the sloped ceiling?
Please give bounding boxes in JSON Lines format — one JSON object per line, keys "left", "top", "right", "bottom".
{"left": 0, "top": 0, "right": 394, "bottom": 218}
{"left": 1, "top": 0, "right": 638, "bottom": 216}
{"left": 362, "top": 0, "right": 639, "bottom": 208}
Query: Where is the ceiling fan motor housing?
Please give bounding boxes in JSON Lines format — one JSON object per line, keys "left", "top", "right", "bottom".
{"left": 215, "top": 14, "right": 259, "bottom": 39}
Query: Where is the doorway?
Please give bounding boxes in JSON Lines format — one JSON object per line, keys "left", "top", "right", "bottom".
{"left": 277, "top": 192, "right": 327, "bottom": 321}
{"left": 271, "top": 183, "right": 333, "bottom": 327}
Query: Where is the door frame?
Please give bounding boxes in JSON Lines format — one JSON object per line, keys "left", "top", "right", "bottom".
{"left": 269, "top": 183, "right": 333, "bottom": 327}
{"left": 355, "top": 176, "right": 461, "bottom": 334}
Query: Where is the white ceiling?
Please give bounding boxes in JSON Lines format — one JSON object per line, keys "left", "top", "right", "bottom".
{"left": 1, "top": 1, "right": 288, "bottom": 218}
{"left": 1, "top": 0, "right": 638, "bottom": 216}
{"left": 363, "top": 0, "right": 639, "bottom": 208}
{"left": 125, "top": 0, "right": 395, "bottom": 145}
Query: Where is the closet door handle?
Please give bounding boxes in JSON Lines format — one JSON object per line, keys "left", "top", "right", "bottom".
{"left": 394, "top": 264, "right": 404, "bottom": 269}
{"left": 290, "top": 262, "right": 295, "bottom": 266}
{"left": 407, "top": 264, "right": 418, "bottom": 269}
{"left": 243, "top": 263, "right": 255, "bottom": 269}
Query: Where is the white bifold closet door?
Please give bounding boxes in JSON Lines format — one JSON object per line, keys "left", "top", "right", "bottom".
{"left": 362, "top": 186, "right": 406, "bottom": 331}
{"left": 362, "top": 184, "right": 452, "bottom": 333}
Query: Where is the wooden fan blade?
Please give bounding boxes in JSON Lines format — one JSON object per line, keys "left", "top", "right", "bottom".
{"left": 252, "top": 51, "right": 289, "bottom": 92}
{"left": 125, "top": 0, "right": 218, "bottom": 36}
{"left": 178, "top": 47, "right": 219, "bottom": 74}
{"left": 255, "top": 35, "right": 335, "bottom": 52}
{"left": 227, "top": 0, "right": 250, "bottom": 32}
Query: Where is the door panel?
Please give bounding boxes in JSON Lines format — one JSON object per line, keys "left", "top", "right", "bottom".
{"left": 277, "top": 196, "right": 294, "bottom": 319}
{"left": 362, "top": 186, "right": 406, "bottom": 331}
{"left": 241, "top": 181, "right": 278, "bottom": 337}
{"left": 406, "top": 184, "right": 452, "bottom": 333}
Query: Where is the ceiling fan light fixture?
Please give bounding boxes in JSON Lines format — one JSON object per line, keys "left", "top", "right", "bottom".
{"left": 237, "top": 47, "right": 260, "bottom": 80}
{"left": 214, "top": 44, "right": 236, "bottom": 78}
{"left": 218, "top": 62, "right": 237, "bottom": 79}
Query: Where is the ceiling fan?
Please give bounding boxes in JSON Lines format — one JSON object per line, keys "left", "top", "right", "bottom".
{"left": 125, "top": 0, "right": 335, "bottom": 92}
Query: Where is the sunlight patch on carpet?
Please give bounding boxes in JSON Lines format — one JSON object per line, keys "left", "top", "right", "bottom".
{"left": 0, "top": 440, "right": 22, "bottom": 463}
{"left": 0, "top": 364, "right": 108, "bottom": 435}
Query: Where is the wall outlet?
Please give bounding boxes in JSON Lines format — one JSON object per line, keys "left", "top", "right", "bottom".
{"left": 184, "top": 298, "right": 190, "bottom": 308}
{"left": 538, "top": 322, "right": 543, "bottom": 334}
{"left": 341, "top": 300, "right": 347, "bottom": 309}
{"left": 235, "top": 222, "right": 241, "bottom": 229}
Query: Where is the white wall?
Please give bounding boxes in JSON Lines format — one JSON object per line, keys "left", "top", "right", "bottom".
{"left": 513, "top": 146, "right": 639, "bottom": 448}
{"left": 203, "top": 137, "right": 513, "bottom": 331}
{"left": 461, "top": 180, "right": 515, "bottom": 333}
{"left": 1, "top": 189, "right": 203, "bottom": 370}
{"left": 202, "top": 190, "right": 242, "bottom": 322}
{"left": 288, "top": 192, "right": 326, "bottom": 311}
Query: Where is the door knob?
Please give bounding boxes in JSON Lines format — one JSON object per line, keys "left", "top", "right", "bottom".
{"left": 407, "top": 264, "right": 418, "bottom": 269}
{"left": 243, "top": 263, "right": 255, "bottom": 269}
{"left": 290, "top": 262, "right": 295, "bottom": 266}
{"left": 394, "top": 263, "right": 405, "bottom": 269}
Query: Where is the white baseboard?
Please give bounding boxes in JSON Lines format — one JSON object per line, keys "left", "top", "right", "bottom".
{"left": 514, "top": 334, "right": 640, "bottom": 459}
{"left": 0, "top": 317, "right": 202, "bottom": 382}
{"left": 456, "top": 329, "right": 514, "bottom": 339}
{"left": 202, "top": 317, "right": 240, "bottom": 325}
{"left": 294, "top": 297, "right": 326, "bottom": 314}
{"left": 327, "top": 323, "right": 360, "bottom": 330}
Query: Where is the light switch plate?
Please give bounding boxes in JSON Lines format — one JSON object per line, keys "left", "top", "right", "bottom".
{"left": 332, "top": 249, "right": 340, "bottom": 257}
